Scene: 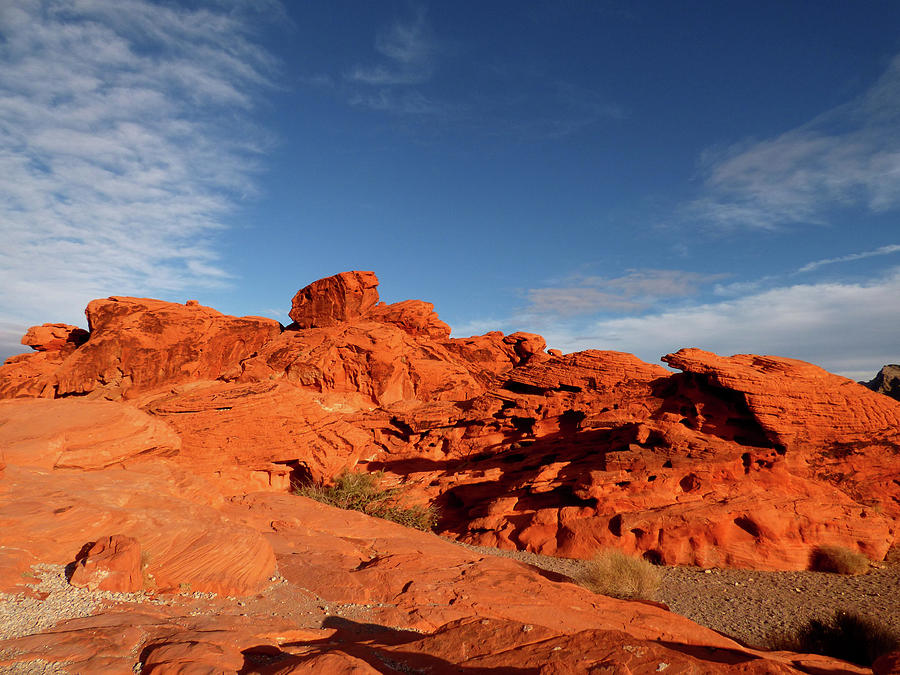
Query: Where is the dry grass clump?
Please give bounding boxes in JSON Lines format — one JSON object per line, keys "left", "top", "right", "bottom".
{"left": 579, "top": 549, "right": 663, "bottom": 601}
{"left": 809, "top": 546, "right": 870, "bottom": 575}
{"left": 294, "top": 470, "right": 438, "bottom": 531}
{"left": 769, "top": 610, "right": 899, "bottom": 667}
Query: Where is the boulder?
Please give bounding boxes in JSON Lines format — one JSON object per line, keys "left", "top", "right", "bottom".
{"left": 289, "top": 271, "right": 380, "bottom": 328}
{"left": 21, "top": 323, "right": 89, "bottom": 352}
{"left": 69, "top": 534, "right": 143, "bottom": 593}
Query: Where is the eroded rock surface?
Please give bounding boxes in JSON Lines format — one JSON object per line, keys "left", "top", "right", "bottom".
{"left": 0, "top": 297, "right": 281, "bottom": 399}
{"left": 1, "top": 271, "right": 897, "bottom": 573}
{"left": 0, "top": 271, "right": 898, "bottom": 672}
{"left": 69, "top": 534, "right": 143, "bottom": 593}
{"left": 289, "top": 270, "right": 380, "bottom": 328}
{"left": 0, "top": 497, "right": 868, "bottom": 674}
{"left": 0, "top": 398, "right": 180, "bottom": 469}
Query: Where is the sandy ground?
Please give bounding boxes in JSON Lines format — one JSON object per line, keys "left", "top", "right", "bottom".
{"left": 454, "top": 541, "right": 900, "bottom": 649}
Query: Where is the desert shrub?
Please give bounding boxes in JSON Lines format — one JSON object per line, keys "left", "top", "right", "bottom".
{"left": 294, "top": 470, "right": 438, "bottom": 531}
{"left": 579, "top": 549, "right": 663, "bottom": 601}
{"left": 809, "top": 545, "right": 870, "bottom": 575}
{"left": 769, "top": 611, "right": 899, "bottom": 666}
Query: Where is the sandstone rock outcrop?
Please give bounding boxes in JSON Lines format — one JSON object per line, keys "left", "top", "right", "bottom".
{"left": 0, "top": 297, "right": 281, "bottom": 399}
{"left": 1, "top": 271, "right": 895, "bottom": 672}
{"left": 663, "top": 348, "right": 900, "bottom": 451}
{"left": 0, "top": 398, "right": 180, "bottom": 469}
{"left": 1, "top": 271, "right": 898, "bottom": 572}
{"left": 21, "top": 323, "right": 89, "bottom": 352}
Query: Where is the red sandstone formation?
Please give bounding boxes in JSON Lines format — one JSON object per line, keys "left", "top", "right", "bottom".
{"left": 0, "top": 296, "right": 281, "bottom": 399}
{"left": 69, "top": 535, "right": 143, "bottom": 593}
{"left": 0, "top": 398, "right": 180, "bottom": 469}
{"left": 0, "top": 270, "right": 897, "bottom": 672}
{"left": 0, "top": 492, "right": 868, "bottom": 674}
{"left": 1, "top": 271, "right": 897, "bottom": 570}
{"left": 289, "top": 270, "right": 380, "bottom": 328}
{"left": 21, "top": 322, "right": 89, "bottom": 352}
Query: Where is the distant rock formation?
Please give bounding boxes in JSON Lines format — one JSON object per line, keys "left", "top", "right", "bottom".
{"left": 863, "top": 364, "right": 900, "bottom": 401}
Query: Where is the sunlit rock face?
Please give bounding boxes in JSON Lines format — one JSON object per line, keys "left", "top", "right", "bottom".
{"left": 1, "top": 271, "right": 898, "bottom": 572}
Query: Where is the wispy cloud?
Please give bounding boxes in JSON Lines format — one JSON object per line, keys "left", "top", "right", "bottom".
{"left": 346, "top": 8, "right": 435, "bottom": 88}
{"left": 796, "top": 243, "right": 900, "bottom": 273}
{"left": 690, "top": 54, "right": 900, "bottom": 230}
{"left": 527, "top": 269, "right": 722, "bottom": 316}
{"left": 0, "top": 0, "right": 277, "bottom": 355}
{"left": 499, "top": 81, "right": 625, "bottom": 140}
{"left": 347, "top": 89, "right": 445, "bottom": 116}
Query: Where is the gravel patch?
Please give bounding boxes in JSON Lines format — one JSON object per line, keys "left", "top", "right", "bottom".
{"left": 0, "top": 660, "right": 69, "bottom": 675}
{"left": 0, "top": 565, "right": 103, "bottom": 641}
{"left": 0, "top": 564, "right": 204, "bottom": 642}
{"left": 451, "top": 540, "right": 900, "bottom": 649}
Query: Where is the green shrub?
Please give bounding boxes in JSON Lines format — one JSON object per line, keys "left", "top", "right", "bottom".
{"left": 579, "top": 549, "right": 662, "bottom": 601}
{"left": 809, "top": 546, "right": 870, "bottom": 575}
{"left": 769, "top": 610, "right": 899, "bottom": 666}
{"left": 294, "top": 470, "right": 438, "bottom": 531}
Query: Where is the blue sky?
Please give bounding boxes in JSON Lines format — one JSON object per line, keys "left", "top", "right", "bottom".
{"left": 1, "top": 1, "right": 899, "bottom": 378}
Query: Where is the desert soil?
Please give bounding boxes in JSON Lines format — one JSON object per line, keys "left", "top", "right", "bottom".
{"left": 455, "top": 541, "right": 900, "bottom": 650}
{"left": 2, "top": 543, "right": 897, "bottom": 666}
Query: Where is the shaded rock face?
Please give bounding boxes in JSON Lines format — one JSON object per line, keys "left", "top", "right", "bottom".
{"left": 865, "top": 364, "right": 900, "bottom": 401}
{"left": 0, "top": 271, "right": 898, "bottom": 572}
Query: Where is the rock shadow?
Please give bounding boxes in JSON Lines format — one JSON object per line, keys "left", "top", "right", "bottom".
{"left": 239, "top": 617, "right": 534, "bottom": 673}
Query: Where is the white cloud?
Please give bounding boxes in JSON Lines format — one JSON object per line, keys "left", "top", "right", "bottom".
{"left": 796, "top": 243, "right": 900, "bottom": 273}
{"left": 553, "top": 269, "right": 900, "bottom": 379}
{"left": 0, "top": 0, "right": 277, "bottom": 357}
{"left": 690, "top": 54, "right": 900, "bottom": 230}
{"left": 527, "top": 288, "right": 643, "bottom": 315}
{"left": 0, "top": 319, "right": 29, "bottom": 362}
{"left": 527, "top": 270, "right": 724, "bottom": 316}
